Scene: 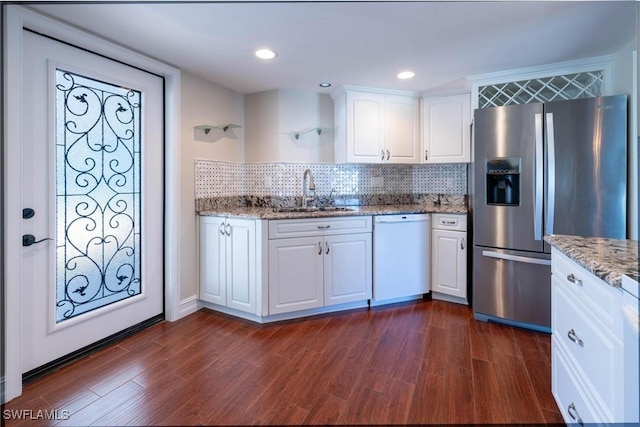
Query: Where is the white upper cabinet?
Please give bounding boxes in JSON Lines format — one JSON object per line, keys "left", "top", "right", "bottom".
{"left": 332, "top": 87, "right": 420, "bottom": 164}
{"left": 385, "top": 95, "right": 421, "bottom": 163}
{"left": 421, "top": 93, "right": 471, "bottom": 163}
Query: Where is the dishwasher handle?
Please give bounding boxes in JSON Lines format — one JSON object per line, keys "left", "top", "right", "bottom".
{"left": 374, "top": 215, "right": 430, "bottom": 224}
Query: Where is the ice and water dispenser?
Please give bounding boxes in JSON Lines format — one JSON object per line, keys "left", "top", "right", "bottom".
{"left": 486, "top": 158, "right": 520, "bottom": 206}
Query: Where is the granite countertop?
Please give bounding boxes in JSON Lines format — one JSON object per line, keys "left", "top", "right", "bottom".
{"left": 198, "top": 203, "right": 467, "bottom": 220}
{"left": 544, "top": 234, "right": 639, "bottom": 288}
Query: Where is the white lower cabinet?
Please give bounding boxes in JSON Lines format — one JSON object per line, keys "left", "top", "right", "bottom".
{"left": 199, "top": 216, "right": 257, "bottom": 315}
{"left": 551, "top": 248, "right": 625, "bottom": 423}
{"left": 431, "top": 214, "right": 467, "bottom": 303}
{"left": 323, "top": 233, "right": 372, "bottom": 306}
{"left": 268, "top": 217, "right": 373, "bottom": 315}
{"left": 268, "top": 237, "right": 324, "bottom": 314}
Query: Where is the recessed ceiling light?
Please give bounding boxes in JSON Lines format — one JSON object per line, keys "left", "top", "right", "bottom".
{"left": 255, "top": 48, "right": 277, "bottom": 60}
{"left": 319, "top": 82, "right": 332, "bottom": 88}
{"left": 397, "top": 71, "right": 416, "bottom": 80}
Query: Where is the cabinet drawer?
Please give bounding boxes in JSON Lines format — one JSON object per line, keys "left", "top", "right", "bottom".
{"left": 553, "top": 339, "right": 606, "bottom": 424}
{"left": 552, "top": 248, "right": 622, "bottom": 335}
{"left": 552, "top": 280, "right": 623, "bottom": 418}
{"left": 432, "top": 213, "right": 466, "bottom": 231}
{"left": 269, "top": 216, "right": 372, "bottom": 239}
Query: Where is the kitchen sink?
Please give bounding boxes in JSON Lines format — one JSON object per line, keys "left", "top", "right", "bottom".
{"left": 273, "top": 206, "right": 354, "bottom": 213}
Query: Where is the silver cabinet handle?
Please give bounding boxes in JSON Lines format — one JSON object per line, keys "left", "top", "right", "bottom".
{"left": 567, "top": 403, "right": 584, "bottom": 426}
{"left": 567, "top": 273, "right": 583, "bottom": 286}
{"left": 425, "top": 150, "right": 428, "bottom": 161}
{"left": 567, "top": 329, "right": 584, "bottom": 347}
{"left": 326, "top": 242, "right": 330, "bottom": 254}
{"left": 386, "top": 149, "right": 390, "bottom": 160}
{"left": 317, "top": 225, "right": 331, "bottom": 230}
{"left": 318, "top": 241, "right": 322, "bottom": 255}
{"left": 219, "top": 223, "right": 225, "bottom": 236}
{"left": 381, "top": 149, "right": 385, "bottom": 161}
{"left": 461, "top": 238, "right": 465, "bottom": 250}
{"left": 225, "top": 223, "right": 231, "bottom": 236}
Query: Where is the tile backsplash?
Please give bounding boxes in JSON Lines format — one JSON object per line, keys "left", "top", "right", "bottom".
{"left": 195, "top": 160, "right": 467, "bottom": 200}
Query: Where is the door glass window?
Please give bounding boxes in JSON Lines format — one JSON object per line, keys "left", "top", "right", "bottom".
{"left": 55, "top": 69, "right": 142, "bottom": 323}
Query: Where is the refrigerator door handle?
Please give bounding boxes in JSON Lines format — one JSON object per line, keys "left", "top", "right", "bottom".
{"left": 534, "top": 113, "right": 544, "bottom": 240}
{"left": 545, "top": 112, "right": 556, "bottom": 235}
{"left": 482, "top": 250, "right": 551, "bottom": 266}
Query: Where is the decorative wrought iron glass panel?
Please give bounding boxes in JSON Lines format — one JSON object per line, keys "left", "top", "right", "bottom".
{"left": 55, "top": 69, "right": 142, "bottom": 323}
{"left": 478, "top": 71, "right": 604, "bottom": 108}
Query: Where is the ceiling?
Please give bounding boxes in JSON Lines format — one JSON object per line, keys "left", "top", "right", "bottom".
{"left": 30, "top": 1, "right": 637, "bottom": 95}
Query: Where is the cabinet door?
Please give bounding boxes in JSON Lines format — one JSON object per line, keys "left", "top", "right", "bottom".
{"left": 431, "top": 229, "right": 467, "bottom": 299}
{"left": 346, "top": 92, "right": 385, "bottom": 163}
{"left": 324, "top": 233, "right": 372, "bottom": 306}
{"left": 199, "top": 217, "right": 226, "bottom": 304}
{"left": 268, "top": 237, "right": 324, "bottom": 315}
{"left": 226, "top": 219, "right": 257, "bottom": 314}
{"left": 422, "top": 93, "right": 471, "bottom": 163}
{"left": 385, "top": 95, "right": 420, "bottom": 164}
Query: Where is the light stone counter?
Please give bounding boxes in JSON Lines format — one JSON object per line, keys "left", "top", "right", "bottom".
{"left": 198, "top": 203, "right": 467, "bottom": 220}
{"left": 544, "top": 234, "right": 639, "bottom": 288}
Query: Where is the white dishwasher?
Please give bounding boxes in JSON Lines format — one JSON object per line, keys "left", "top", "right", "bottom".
{"left": 373, "top": 214, "right": 430, "bottom": 302}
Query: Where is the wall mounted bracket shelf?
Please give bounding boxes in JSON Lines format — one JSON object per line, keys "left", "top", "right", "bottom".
{"left": 288, "top": 127, "right": 329, "bottom": 140}
{"left": 195, "top": 124, "right": 242, "bottom": 134}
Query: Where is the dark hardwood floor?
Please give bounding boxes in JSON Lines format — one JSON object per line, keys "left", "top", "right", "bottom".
{"left": 5, "top": 299, "right": 563, "bottom": 426}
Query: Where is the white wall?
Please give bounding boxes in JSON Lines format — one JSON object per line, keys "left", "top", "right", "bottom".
{"left": 180, "top": 71, "right": 244, "bottom": 300}
{"left": 245, "top": 90, "right": 279, "bottom": 163}
{"left": 277, "top": 90, "right": 334, "bottom": 163}
{"left": 245, "top": 89, "right": 334, "bottom": 163}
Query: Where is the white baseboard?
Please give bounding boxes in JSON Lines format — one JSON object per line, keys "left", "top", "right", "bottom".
{"left": 431, "top": 291, "right": 468, "bottom": 306}
{"left": 177, "top": 296, "right": 200, "bottom": 320}
{"left": 199, "top": 300, "right": 370, "bottom": 324}
{"left": 370, "top": 294, "right": 424, "bottom": 307}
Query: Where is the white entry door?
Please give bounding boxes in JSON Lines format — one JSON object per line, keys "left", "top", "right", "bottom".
{"left": 20, "top": 30, "right": 165, "bottom": 373}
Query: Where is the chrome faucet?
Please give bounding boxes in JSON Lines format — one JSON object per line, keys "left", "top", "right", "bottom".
{"left": 302, "top": 169, "right": 316, "bottom": 208}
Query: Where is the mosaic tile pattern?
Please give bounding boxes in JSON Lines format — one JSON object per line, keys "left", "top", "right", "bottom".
{"left": 195, "top": 160, "right": 467, "bottom": 200}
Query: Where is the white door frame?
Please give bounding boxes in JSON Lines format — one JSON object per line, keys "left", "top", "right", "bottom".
{"left": 3, "top": 5, "right": 182, "bottom": 402}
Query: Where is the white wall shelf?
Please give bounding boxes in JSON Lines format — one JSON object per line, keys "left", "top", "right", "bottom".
{"left": 288, "top": 127, "right": 329, "bottom": 140}
{"left": 195, "top": 123, "right": 242, "bottom": 134}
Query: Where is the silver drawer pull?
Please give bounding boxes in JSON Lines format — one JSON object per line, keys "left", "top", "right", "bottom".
{"left": 567, "top": 273, "right": 583, "bottom": 286}
{"left": 317, "top": 225, "right": 331, "bottom": 230}
{"left": 567, "top": 329, "right": 584, "bottom": 347}
{"left": 567, "top": 403, "right": 584, "bottom": 426}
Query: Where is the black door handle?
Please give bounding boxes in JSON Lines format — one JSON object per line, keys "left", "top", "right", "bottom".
{"left": 22, "top": 234, "right": 53, "bottom": 247}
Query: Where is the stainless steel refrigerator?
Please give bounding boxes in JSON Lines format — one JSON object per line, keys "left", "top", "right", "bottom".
{"left": 472, "top": 95, "right": 627, "bottom": 331}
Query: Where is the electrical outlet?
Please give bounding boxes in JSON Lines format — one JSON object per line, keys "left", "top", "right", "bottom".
{"left": 446, "top": 178, "right": 455, "bottom": 192}
{"left": 372, "top": 177, "right": 384, "bottom": 188}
